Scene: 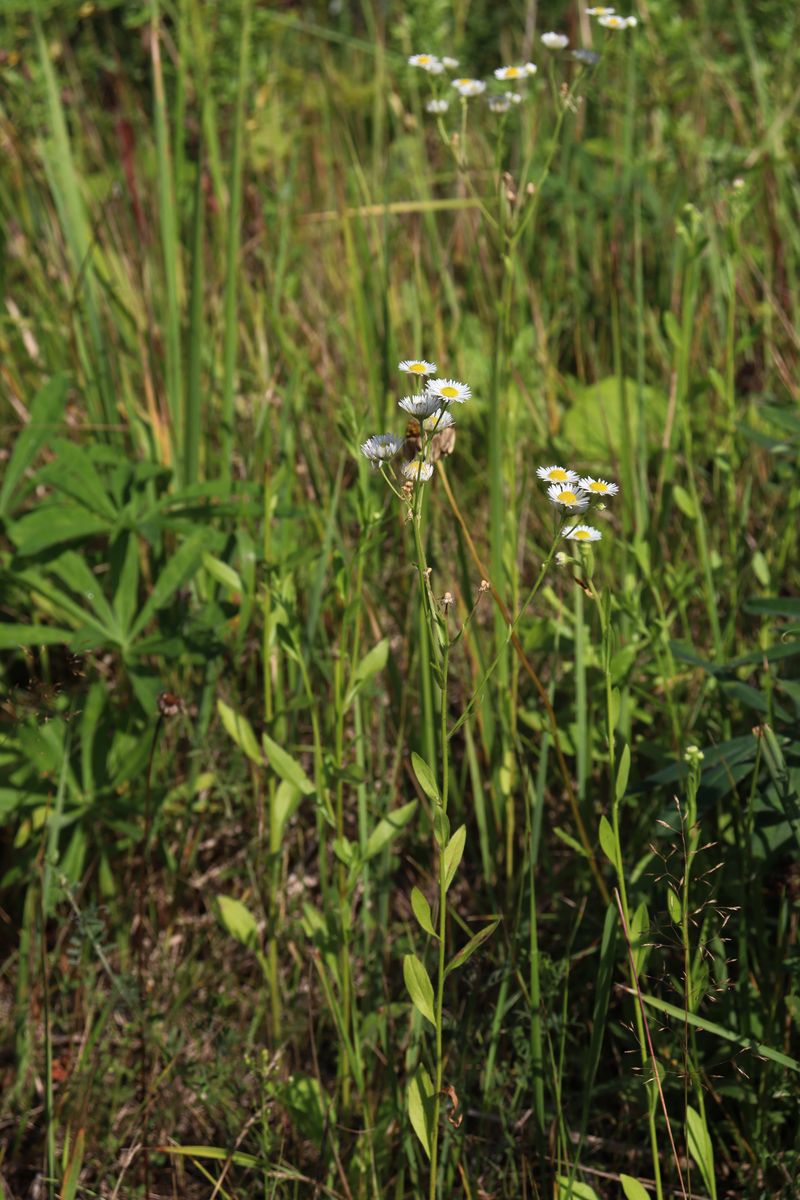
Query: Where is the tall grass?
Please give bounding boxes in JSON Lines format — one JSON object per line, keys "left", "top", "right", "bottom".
{"left": 1, "top": 2, "right": 800, "bottom": 1198}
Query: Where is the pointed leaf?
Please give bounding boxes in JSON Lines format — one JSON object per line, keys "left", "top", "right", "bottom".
{"left": 217, "top": 699, "right": 262, "bottom": 765}
{"left": 598, "top": 815, "right": 617, "bottom": 867}
{"left": 615, "top": 742, "right": 630, "bottom": 801}
{"left": 443, "top": 824, "right": 466, "bottom": 892}
{"left": 261, "top": 732, "right": 315, "bottom": 795}
{"left": 411, "top": 887, "right": 437, "bottom": 938}
{"left": 364, "top": 800, "right": 417, "bottom": 860}
{"left": 403, "top": 954, "right": 435, "bottom": 1026}
{"left": 556, "top": 1176, "right": 600, "bottom": 1199}
{"left": 345, "top": 637, "right": 389, "bottom": 706}
{"left": 686, "top": 1106, "right": 714, "bottom": 1195}
{"left": 411, "top": 752, "right": 440, "bottom": 803}
{"left": 0, "top": 373, "right": 69, "bottom": 517}
{"left": 445, "top": 919, "right": 499, "bottom": 977}
{"left": 407, "top": 1064, "right": 435, "bottom": 1158}
{"left": 130, "top": 533, "right": 205, "bottom": 639}
{"left": 202, "top": 552, "right": 243, "bottom": 594}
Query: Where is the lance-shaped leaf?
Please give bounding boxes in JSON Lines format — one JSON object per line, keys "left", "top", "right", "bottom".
{"left": 445, "top": 918, "right": 499, "bottom": 977}
{"left": 262, "top": 732, "right": 315, "bottom": 795}
{"left": 443, "top": 824, "right": 466, "bottom": 892}
{"left": 345, "top": 637, "right": 389, "bottom": 707}
{"left": 411, "top": 887, "right": 437, "bottom": 938}
{"left": 620, "top": 1177, "right": 650, "bottom": 1200}
{"left": 364, "top": 800, "right": 417, "bottom": 860}
{"left": 598, "top": 815, "right": 617, "bottom": 867}
{"left": 411, "top": 752, "right": 440, "bottom": 803}
{"left": 217, "top": 894, "right": 259, "bottom": 949}
{"left": 217, "top": 699, "right": 262, "bottom": 765}
{"left": 407, "top": 1065, "right": 435, "bottom": 1158}
{"left": 403, "top": 954, "right": 435, "bottom": 1026}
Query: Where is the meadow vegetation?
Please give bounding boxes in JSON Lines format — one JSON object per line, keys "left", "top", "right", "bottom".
{"left": 1, "top": 1, "right": 799, "bottom": 1197}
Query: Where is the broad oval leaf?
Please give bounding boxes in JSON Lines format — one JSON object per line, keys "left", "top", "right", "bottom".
{"left": 202, "top": 552, "right": 243, "bottom": 594}
{"left": 217, "top": 894, "right": 259, "bottom": 949}
{"left": 620, "top": 1176, "right": 651, "bottom": 1200}
{"left": 403, "top": 953, "right": 435, "bottom": 1026}
{"left": 598, "top": 815, "right": 617, "bottom": 867}
{"left": 556, "top": 1175, "right": 600, "bottom": 1199}
{"left": 217, "top": 699, "right": 262, "bottom": 764}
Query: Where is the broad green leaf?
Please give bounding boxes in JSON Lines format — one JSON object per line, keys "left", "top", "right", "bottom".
{"left": 217, "top": 894, "right": 259, "bottom": 949}
{"left": 411, "top": 887, "right": 437, "bottom": 938}
{"left": 129, "top": 533, "right": 206, "bottom": 639}
{"left": 672, "top": 485, "right": 697, "bottom": 519}
{"left": 0, "top": 373, "right": 69, "bottom": 517}
{"left": 262, "top": 732, "right": 315, "bottom": 795}
{"left": 667, "top": 885, "right": 682, "bottom": 924}
{"left": 403, "top": 953, "right": 435, "bottom": 1026}
{"left": 620, "top": 1176, "right": 650, "bottom": 1200}
{"left": 598, "top": 816, "right": 617, "bottom": 867}
{"left": 407, "top": 1064, "right": 435, "bottom": 1158}
{"left": 686, "top": 1106, "right": 714, "bottom": 1195}
{"left": 443, "top": 824, "right": 466, "bottom": 892}
{"left": 217, "top": 699, "right": 262, "bottom": 765}
{"left": 345, "top": 637, "right": 389, "bottom": 707}
{"left": 49, "top": 550, "right": 120, "bottom": 638}
{"left": 630, "top": 989, "right": 800, "bottom": 1073}
{"left": 411, "top": 752, "right": 440, "bottom": 803}
{"left": 271, "top": 780, "right": 302, "bottom": 851}
{"left": 37, "top": 438, "right": 118, "bottom": 520}
{"left": 202, "top": 551, "right": 243, "bottom": 594}
{"left": 630, "top": 901, "right": 650, "bottom": 974}
{"left": 445, "top": 919, "right": 499, "bottom": 977}
{"left": 433, "top": 805, "right": 450, "bottom": 848}
{"left": 556, "top": 1176, "right": 600, "bottom": 1199}
{"left": 364, "top": 800, "right": 417, "bottom": 860}
{"left": 280, "top": 1074, "right": 328, "bottom": 1147}
{"left": 562, "top": 375, "right": 666, "bottom": 460}
{"left": 615, "top": 742, "right": 630, "bottom": 802}
{"left": 0, "top": 624, "right": 75, "bottom": 649}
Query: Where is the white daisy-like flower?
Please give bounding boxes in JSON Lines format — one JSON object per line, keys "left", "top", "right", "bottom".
{"left": 626, "top": 15, "right": 638, "bottom": 26}
{"left": 488, "top": 93, "right": 521, "bottom": 113}
{"left": 562, "top": 524, "right": 602, "bottom": 542}
{"left": 408, "top": 53, "right": 441, "bottom": 70}
{"left": 452, "top": 78, "right": 486, "bottom": 97}
{"left": 547, "top": 484, "right": 589, "bottom": 510}
{"left": 542, "top": 32, "right": 569, "bottom": 49}
{"left": 360, "top": 433, "right": 403, "bottom": 468}
{"left": 398, "top": 358, "right": 437, "bottom": 376}
{"left": 441, "top": 56, "right": 459, "bottom": 70}
{"left": 586, "top": 6, "right": 615, "bottom": 13}
{"left": 427, "top": 378, "right": 471, "bottom": 404}
{"left": 399, "top": 393, "right": 442, "bottom": 419}
{"left": 578, "top": 476, "right": 619, "bottom": 496}
{"left": 494, "top": 65, "right": 528, "bottom": 81}
{"left": 422, "top": 409, "right": 455, "bottom": 433}
{"left": 598, "top": 14, "right": 632, "bottom": 28}
{"left": 425, "top": 98, "right": 450, "bottom": 114}
{"left": 536, "top": 465, "right": 579, "bottom": 484}
{"left": 524, "top": 62, "right": 538, "bottom": 75}
{"left": 403, "top": 460, "right": 435, "bottom": 483}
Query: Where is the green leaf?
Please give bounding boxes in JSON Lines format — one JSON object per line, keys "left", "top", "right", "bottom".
{"left": 129, "top": 533, "right": 206, "bottom": 639}
{"left": 202, "top": 551, "right": 243, "bottom": 594}
{"left": 553, "top": 826, "right": 590, "bottom": 858}
{"left": 262, "top": 732, "right": 315, "bottom": 795}
{"left": 0, "top": 373, "right": 69, "bottom": 517}
{"left": 615, "top": 742, "right": 630, "bottom": 802}
{"left": 666, "top": 885, "right": 682, "bottom": 924}
{"left": 217, "top": 699, "right": 262, "bottom": 765}
{"left": 581, "top": 904, "right": 617, "bottom": 1128}
{"left": 630, "top": 901, "right": 650, "bottom": 974}
{"left": 60, "top": 1127, "right": 85, "bottom": 1200}
{"left": 345, "top": 637, "right": 389, "bottom": 706}
{"left": 37, "top": 439, "right": 118, "bottom": 520}
{"left": 620, "top": 1176, "right": 651, "bottom": 1200}
{"left": 433, "top": 805, "right": 450, "bottom": 848}
{"left": 364, "top": 800, "right": 417, "bottom": 860}
{"left": 556, "top": 1176, "right": 600, "bottom": 1199}
{"left": 629, "top": 989, "right": 800, "bottom": 1073}
{"left": 403, "top": 954, "right": 435, "bottom": 1026}
{"left": 407, "top": 1064, "right": 435, "bottom": 1158}
{"left": 443, "top": 824, "right": 466, "bottom": 892}
{"left": 8, "top": 505, "right": 110, "bottom": 555}
{"left": 0, "top": 624, "right": 75, "bottom": 649}
{"left": 672, "top": 484, "right": 697, "bottom": 520}
{"left": 445, "top": 919, "right": 500, "bottom": 977}
{"left": 411, "top": 887, "right": 437, "bottom": 938}
{"left": 217, "top": 894, "right": 259, "bottom": 949}
{"left": 411, "top": 752, "right": 440, "bottom": 803}
{"left": 598, "top": 815, "right": 617, "bottom": 867}
{"left": 686, "top": 1106, "right": 714, "bottom": 1195}
{"left": 156, "top": 1144, "right": 261, "bottom": 1169}
{"left": 562, "top": 375, "right": 667, "bottom": 460}
{"left": 271, "top": 781, "right": 302, "bottom": 852}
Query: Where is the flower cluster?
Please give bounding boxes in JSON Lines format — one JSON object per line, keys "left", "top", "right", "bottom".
{"left": 535, "top": 464, "right": 620, "bottom": 542}
{"left": 409, "top": 53, "right": 539, "bottom": 116}
{"left": 360, "top": 358, "right": 471, "bottom": 487}
{"left": 587, "top": 7, "right": 638, "bottom": 27}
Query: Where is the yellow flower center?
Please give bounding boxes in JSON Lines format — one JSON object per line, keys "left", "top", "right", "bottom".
{"left": 575, "top": 530, "right": 591, "bottom": 539}
{"left": 560, "top": 490, "right": 578, "bottom": 504}
{"left": 549, "top": 469, "right": 568, "bottom": 481}
{"left": 589, "top": 481, "right": 606, "bottom": 491}
{"left": 409, "top": 363, "right": 426, "bottom": 372}
{"left": 440, "top": 386, "right": 458, "bottom": 398}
